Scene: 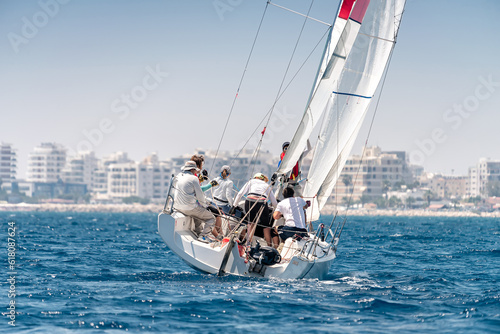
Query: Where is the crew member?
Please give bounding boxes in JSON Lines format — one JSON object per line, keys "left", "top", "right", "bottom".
{"left": 211, "top": 165, "right": 234, "bottom": 214}
{"left": 233, "top": 173, "right": 279, "bottom": 247}
{"left": 173, "top": 160, "right": 216, "bottom": 243}
{"left": 273, "top": 187, "right": 309, "bottom": 241}
{"left": 277, "top": 140, "right": 312, "bottom": 180}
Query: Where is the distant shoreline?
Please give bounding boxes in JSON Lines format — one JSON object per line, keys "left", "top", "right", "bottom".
{"left": 1, "top": 203, "right": 499, "bottom": 218}
{"left": 321, "top": 208, "right": 500, "bottom": 218}
{"left": 0, "top": 203, "right": 161, "bottom": 214}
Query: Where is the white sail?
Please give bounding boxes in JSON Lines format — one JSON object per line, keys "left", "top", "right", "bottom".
{"left": 277, "top": 0, "right": 371, "bottom": 174}
{"left": 304, "top": 0, "right": 406, "bottom": 220}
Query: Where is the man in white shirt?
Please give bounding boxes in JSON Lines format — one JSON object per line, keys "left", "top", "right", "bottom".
{"left": 273, "top": 187, "right": 309, "bottom": 241}
{"left": 173, "top": 160, "right": 215, "bottom": 242}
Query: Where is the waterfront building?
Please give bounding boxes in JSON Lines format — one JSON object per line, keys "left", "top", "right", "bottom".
{"left": 137, "top": 153, "right": 171, "bottom": 201}
{"left": 419, "top": 173, "right": 468, "bottom": 199}
{"left": 91, "top": 152, "right": 131, "bottom": 201}
{"left": 27, "top": 143, "right": 66, "bottom": 183}
{"left": 100, "top": 153, "right": 171, "bottom": 202}
{"left": 29, "top": 181, "right": 87, "bottom": 199}
{"left": 330, "top": 146, "right": 414, "bottom": 201}
{"left": 62, "top": 151, "right": 98, "bottom": 187}
{"left": 443, "top": 176, "right": 469, "bottom": 199}
{"left": 107, "top": 161, "right": 138, "bottom": 199}
{"left": 0, "top": 143, "right": 17, "bottom": 183}
{"left": 468, "top": 158, "right": 500, "bottom": 197}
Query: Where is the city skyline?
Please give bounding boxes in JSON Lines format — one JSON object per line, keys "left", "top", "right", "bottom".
{"left": 3, "top": 141, "right": 498, "bottom": 204}
{"left": 1, "top": 1, "right": 499, "bottom": 178}
{"left": 3, "top": 140, "right": 500, "bottom": 181}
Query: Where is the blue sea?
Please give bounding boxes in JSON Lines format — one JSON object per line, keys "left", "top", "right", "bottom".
{"left": 0, "top": 212, "right": 499, "bottom": 333}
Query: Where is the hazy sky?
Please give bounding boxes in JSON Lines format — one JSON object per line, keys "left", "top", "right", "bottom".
{"left": 1, "top": 0, "right": 499, "bottom": 178}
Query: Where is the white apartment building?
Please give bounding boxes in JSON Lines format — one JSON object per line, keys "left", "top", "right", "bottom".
{"left": 103, "top": 153, "right": 171, "bottom": 201}
{"left": 0, "top": 143, "right": 17, "bottom": 183}
{"left": 62, "top": 151, "right": 98, "bottom": 187}
{"left": 137, "top": 153, "right": 171, "bottom": 201}
{"left": 91, "top": 152, "right": 131, "bottom": 200}
{"left": 468, "top": 158, "right": 500, "bottom": 197}
{"left": 27, "top": 143, "right": 66, "bottom": 183}
{"left": 107, "top": 162, "right": 138, "bottom": 199}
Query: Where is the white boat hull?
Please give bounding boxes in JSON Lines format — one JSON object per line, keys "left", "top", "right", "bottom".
{"left": 158, "top": 211, "right": 336, "bottom": 279}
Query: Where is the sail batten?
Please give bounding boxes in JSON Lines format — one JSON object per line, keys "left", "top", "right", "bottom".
{"left": 332, "top": 91, "right": 372, "bottom": 99}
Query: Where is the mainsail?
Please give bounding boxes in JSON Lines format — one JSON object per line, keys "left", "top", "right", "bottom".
{"left": 278, "top": 0, "right": 406, "bottom": 220}
{"left": 277, "top": 0, "right": 371, "bottom": 174}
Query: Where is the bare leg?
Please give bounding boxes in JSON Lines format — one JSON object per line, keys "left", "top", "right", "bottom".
{"left": 212, "top": 216, "right": 222, "bottom": 237}
{"left": 272, "top": 235, "right": 280, "bottom": 249}
{"left": 263, "top": 227, "right": 272, "bottom": 246}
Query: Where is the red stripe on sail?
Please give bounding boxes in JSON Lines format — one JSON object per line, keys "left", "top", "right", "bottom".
{"left": 338, "top": 0, "right": 356, "bottom": 20}
{"left": 350, "top": 0, "right": 370, "bottom": 23}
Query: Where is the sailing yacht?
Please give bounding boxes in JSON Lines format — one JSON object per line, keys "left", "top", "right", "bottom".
{"left": 158, "top": 0, "right": 406, "bottom": 279}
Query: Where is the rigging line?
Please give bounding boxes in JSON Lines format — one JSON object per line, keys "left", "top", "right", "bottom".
{"left": 209, "top": 1, "right": 270, "bottom": 175}
{"left": 357, "top": 32, "right": 395, "bottom": 44}
{"left": 335, "top": 56, "right": 341, "bottom": 211}
{"left": 228, "top": 25, "right": 331, "bottom": 167}
{"left": 248, "top": 136, "right": 264, "bottom": 180}
{"left": 268, "top": 1, "right": 331, "bottom": 27}
{"left": 248, "top": 0, "right": 316, "bottom": 171}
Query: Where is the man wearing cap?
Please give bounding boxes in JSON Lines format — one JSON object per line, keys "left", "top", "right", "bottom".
{"left": 173, "top": 160, "right": 216, "bottom": 242}
{"left": 277, "top": 140, "right": 312, "bottom": 181}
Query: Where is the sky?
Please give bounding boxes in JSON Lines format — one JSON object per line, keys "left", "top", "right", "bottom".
{"left": 1, "top": 0, "right": 499, "bottom": 178}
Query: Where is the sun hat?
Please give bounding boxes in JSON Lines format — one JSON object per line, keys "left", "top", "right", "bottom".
{"left": 253, "top": 172, "right": 267, "bottom": 181}
{"left": 221, "top": 165, "right": 231, "bottom": 174}
{"left": 181, "top": 160, "right": 200, "bottom": 172}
